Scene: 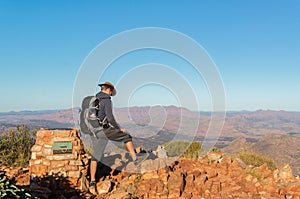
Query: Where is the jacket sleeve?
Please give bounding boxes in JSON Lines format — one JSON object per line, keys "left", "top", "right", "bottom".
{"left": 104, "top": 98, "right": 120, "bottom": 129}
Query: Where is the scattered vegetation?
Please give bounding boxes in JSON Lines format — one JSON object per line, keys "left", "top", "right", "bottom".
{"left": 134, "top": 174, "right": 142, "bottom": 184}
{"left": 246, "top": 169, "right": 263, "bottom": 180}
{"left": 182, "top": 141, "right": 202, "bottom": 159}
{"left": 164, "top": 140, "right": 202, "bottom": 159}
{"left": 0, "top": 171, "right": 33, "bottom": 198}
{"left": 164, "top": 140, "right": 189, "bottom": 157}
{"left": 237, "top": 152, "right": 277, "bottom": 170}
{"left": 0, "top": 125, "right": 36, "bottom": 167}
{"left": 209, "top": 146, "right": 222, "bottom": 152}
{"left": 126, "top": 192, "right": 139, "bottom": 199}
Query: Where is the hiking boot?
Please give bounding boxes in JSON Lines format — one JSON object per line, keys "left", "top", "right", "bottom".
{"left": 134, "top": 152, "right": 149, "bottom": 166}
{"left": 89, "top": 181, "right": 97, "bottom": 195}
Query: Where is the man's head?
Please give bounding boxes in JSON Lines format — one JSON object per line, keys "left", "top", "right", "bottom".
{"left": 98, "top": 81, "right": 117, "bottom": 96}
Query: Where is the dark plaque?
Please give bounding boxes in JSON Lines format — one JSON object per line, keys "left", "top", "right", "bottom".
{"left": 53, "top": 141, "right": 73, "bottom": 154}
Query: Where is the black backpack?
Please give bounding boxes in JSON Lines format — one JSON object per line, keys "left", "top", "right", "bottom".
{"left": 79, "top": 96, "right": 108, "bottom": 138}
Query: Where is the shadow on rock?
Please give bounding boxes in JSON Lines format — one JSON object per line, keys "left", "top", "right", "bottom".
{"left": 29, "top": 174, "right": 86, "bottom": 199}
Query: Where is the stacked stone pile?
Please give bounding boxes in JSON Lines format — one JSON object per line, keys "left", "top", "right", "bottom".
{"left": 29, "top": 128, "right": 89, "bottom": 189}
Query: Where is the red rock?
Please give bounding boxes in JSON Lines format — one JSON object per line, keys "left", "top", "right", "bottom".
{"left": 42, "top": 136, "right": 53, "bottom": 146}
{"left": 31, "top": 145, "right": 42, "bottom": 152}
{"left": 183, "top": 174, "right": 195, "bottom": 193}
{"left": 241, "top": 179, "right": 258, "bottom": 193}
{"left": 15, "top": 173, "right": 30, "bottom": 186}
{"left": 42, "top": 159, "right": 51, "bottom": 166}
{"left": 205, "top": 169, "right": 218, "bottom": 179}
{"left": 279, "top": 164, "right": 294, "bottom": 181}
{"left": 42, "top": 146, "right": 53, "bottom": 156}
{"left": 97, "top": 180, "right": 112, "bottom": 194}
{"left": 68, "top": 170, "right": 81, "bottom": 178}
{"left": 68, "top": 177, "right": 78, "bottom": 187}
{"left": 53, "top": 130, "right": 71, "bottom": 137}
{"left": 65, "top": 165, "right": 78, "bottom": 171}
{"left": 140, "top": 159, "right": 157, "bottom": 173}
{"left": 50, "top": 160, "right": 68, "bottom": 169}
{"left": 36, "top": 130, "right": 53, "bottom": 138}
{"left": 106, "top": 191, "right": 128, "bottom": 199}
{"left": 141, "top": 171, "right": 159, "bottom": 180}
{"left": 135, "top": 181, "right": 151, "bottom": 197}
{"left": 69, "top": 160, "right": 83, "bottom": 166}
{"left": 232, "top": 157, "right": 247, "bottom": 169}
{"left": 30, "top": 165, "right": 47, "bottom": 176}
{"left": 29, "top": 159, "right": 42, "bottom": 166}
{"left": 47, "top": 154, "right": 76, "bottom": 161}
{"left": 167, "top": 172, "right": 184, "bottom": 198}
{"left": 207, "top": 151, "right": 224, "bottom": 163}
{"left": 31, "top": 152, "right": 37, "bottom": 160}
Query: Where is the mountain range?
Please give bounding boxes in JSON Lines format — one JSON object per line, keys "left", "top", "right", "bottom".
{"left": 1, "top": 106, "right": 300, "bottom": 174}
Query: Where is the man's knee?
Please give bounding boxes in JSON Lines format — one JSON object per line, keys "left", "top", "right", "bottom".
{"left": 123, "top": 135, "right": 133, "bottom": 143}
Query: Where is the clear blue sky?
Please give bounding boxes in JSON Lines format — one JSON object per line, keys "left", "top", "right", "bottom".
{"left": 0, "top": 0, "right": 299, "bottom": 112}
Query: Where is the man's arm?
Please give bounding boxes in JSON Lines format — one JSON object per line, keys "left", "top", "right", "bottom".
{"left": 104, "top": 98, "right": 120, "bottom": 129}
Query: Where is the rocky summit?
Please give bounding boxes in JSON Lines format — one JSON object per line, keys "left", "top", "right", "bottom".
{"left": 2, "top": 154, "right": 300, "bottom": 198}
{"left": 1, "top": 128, "right": 300, "bottom": 198}
{"left": 94, "top": 155, "right": 300, "bottom": 199}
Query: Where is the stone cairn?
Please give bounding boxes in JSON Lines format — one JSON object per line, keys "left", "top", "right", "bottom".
{"left": 29, "top": 128, "right": 89, "bottom": 190}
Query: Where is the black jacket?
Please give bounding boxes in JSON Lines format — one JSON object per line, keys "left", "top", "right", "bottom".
{"left": 96, "top": 91, "right": 120, "bottom": 129}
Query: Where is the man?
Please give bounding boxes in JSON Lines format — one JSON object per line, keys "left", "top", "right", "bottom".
{"left": 88, "top": 81, "right": 147, "bottom": 194}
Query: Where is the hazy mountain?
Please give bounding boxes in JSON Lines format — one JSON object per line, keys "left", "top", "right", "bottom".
{"left": 0, "top": 108, "right": 77, "bottom": 131}
{"left": 1, "top": 107, "right": 300, "bottom": 141}
{"left": 1, "top": 107, "right": 300, "bottom": 173}
{"left": 223, "top": 134, "right": 300, "bottom": 175}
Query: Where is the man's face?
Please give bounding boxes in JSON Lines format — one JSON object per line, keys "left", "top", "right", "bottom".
{"left": 108, "top": 88, "right": 113, "bottom": 96}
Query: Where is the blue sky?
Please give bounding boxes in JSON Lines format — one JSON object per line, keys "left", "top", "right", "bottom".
{"left": 0, "top": 0, "right": 299, "bottom": 112}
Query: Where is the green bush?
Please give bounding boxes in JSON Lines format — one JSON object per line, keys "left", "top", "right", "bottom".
{"left": 0, "top": 125, "right": 36, "bottom": 167}
{"left": 237, "top": 152, "right": 277, "bottom": 170}
{"left": 164, "top": 140, "right": 202, "bottom": 159}
{"left": 182, "top": 142, "right": 202, "bottom": 159}
{"left": 0, "top": 171, "right": 32, "bottom": 198}
{"left": 164, "top": 140, "right": 189, "bottom": 157}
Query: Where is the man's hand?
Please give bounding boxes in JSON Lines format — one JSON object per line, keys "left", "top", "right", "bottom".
{"left": 120, "top": 128, "right": 127, "bottom": 133}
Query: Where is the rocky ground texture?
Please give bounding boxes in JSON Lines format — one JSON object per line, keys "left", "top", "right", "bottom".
{"left": 1, "top": 153, "right": 300, "bottom": 198}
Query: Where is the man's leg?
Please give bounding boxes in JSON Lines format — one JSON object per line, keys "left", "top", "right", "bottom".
{"left": 88, "top": 135, "right": 108, "bottom": 196}
{"left": 88, "top": 133, "right": 108, "bottom": 182}
{"left": 88, "top": 160, "right": 98, "bottom": 195}
{"left": 125, "top": 141, "right": 136, "bottom": 161}
{"left": 104, "top": 128, "right": 137, "bottom": 160}
{"left": 104, "top": 127, "right": 148, "bottom": 164}
{"left": 90, "top": 160, "right": 97, "bottom": 182}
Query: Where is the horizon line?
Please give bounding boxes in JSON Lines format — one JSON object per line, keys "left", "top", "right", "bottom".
{"left": 1, "top": 106, "right": 300, "bottom": 114}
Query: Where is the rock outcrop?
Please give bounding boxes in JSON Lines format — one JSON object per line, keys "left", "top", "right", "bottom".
{"left": 97, "top": 156, "right": 300, "bottom": 199}
{"left": 2, "top": 152, "right": 300, "bottom": 198}
{"left": 1, "top": 128, "right": 300, "bottom": 198}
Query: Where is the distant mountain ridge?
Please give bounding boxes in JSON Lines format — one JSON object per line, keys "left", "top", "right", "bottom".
{"left": 0, "top": 108, "right": 78, "bottom": 130}
{"left": 1, "top": 107, "right": 300, "bottom": 149}
{"left": 1, "top": 107, "right": 300, "bottom": 136}
{"left": 1, "top": 107, "right": 300, "bottom": 174}
{"left": 0, "top": 110, "right": 58, "bottom": 116}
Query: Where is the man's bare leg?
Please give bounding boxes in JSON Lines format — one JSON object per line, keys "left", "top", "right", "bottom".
{"left": 90, "top": 160, "right": 97, "bottom": 182}
{"left": 125, "top": 141, "right": 136, "bottom": 161}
